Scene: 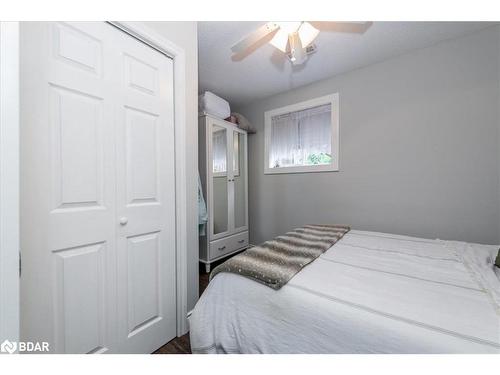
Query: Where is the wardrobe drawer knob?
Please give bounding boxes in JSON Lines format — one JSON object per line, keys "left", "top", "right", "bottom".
{"left": 119, "top": 217, "right": 128, "bottom": 225}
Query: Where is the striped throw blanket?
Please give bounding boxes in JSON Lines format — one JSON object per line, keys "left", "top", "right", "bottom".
{"left": 210, "top": 224, "right": 350, "bottom": 289}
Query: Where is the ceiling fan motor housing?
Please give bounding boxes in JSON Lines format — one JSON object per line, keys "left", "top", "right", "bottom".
{"left": 287, "top": 43, "right": 317, "bottom": 65}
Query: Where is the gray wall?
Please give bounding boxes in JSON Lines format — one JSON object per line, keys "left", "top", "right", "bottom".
{"left": 498, "top": 29, "right": 500, "bottom": 243}
{"left": 238, "top": 26, "right": 500, "bottom": 246}
{"left": 141, "top": 22, "right": 199, "bottom": 312}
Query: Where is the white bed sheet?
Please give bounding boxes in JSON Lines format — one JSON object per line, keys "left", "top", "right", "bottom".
{"left": 189, "top": 230, "right": 500, "bottom": 353}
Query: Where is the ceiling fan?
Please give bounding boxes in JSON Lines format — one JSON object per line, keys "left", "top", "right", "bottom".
{"left": 231, "top": 21, "right": 372, "bottom": 65}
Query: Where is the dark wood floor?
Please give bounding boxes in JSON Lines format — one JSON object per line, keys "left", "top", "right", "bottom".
{"left": 153, "top": 332, "right": 192, "bottom": 354}
{"left": 153, "top": 262, "right": 217, "bottom": 354}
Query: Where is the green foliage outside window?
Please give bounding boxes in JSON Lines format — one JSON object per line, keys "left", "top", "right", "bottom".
{"left": 306, "top": 153, "right": 332, "bottom": 165}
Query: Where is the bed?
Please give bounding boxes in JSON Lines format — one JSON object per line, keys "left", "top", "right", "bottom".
{"left": 189, "top": 230, "right": 500, "bottom": 354}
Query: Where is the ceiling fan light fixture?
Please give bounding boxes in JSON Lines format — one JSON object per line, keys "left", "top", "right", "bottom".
{"left": 230, "top": 21, "right": 372, "bottom": 66}
{"left": 269, "top": 29, "right": 289, "bottom": 53}
{"left": 298, "top": 22, "right": 320, "bottom": 47}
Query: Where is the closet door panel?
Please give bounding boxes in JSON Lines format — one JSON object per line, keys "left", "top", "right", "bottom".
{"left": 114, "top": 31, "right": 177, "bottom": 354}
{"left": 53, "top": 242, "right": 108, "bottom": 354}
{"left": 52, "top": 22, "right": 102, "bottom": 75}
{"left": 126, "top": 232, "right": 161, "bottom": 335}
{"left": 50, "top": 86, "right": 104, "bottom": 209}
{"left": 21, "top": 21, "right": 117, "bottom": 354}
{"left": 124, "top": 106, "right": 159, "bottom": 205}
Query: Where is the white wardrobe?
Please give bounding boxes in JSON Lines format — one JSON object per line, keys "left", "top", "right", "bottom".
{"left": 199, "top": 115, "right": 249, "bottom": 273}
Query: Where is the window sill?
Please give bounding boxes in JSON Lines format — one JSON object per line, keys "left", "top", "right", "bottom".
{"left": 264, "top": 164, "right": 339, "bottom": 175}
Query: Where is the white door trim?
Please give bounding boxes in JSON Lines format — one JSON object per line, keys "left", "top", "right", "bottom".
{"left": 108, "top": 22, "right": 189, "bottom": 336}
{"left": 0, "top": 21, "right": 20, "bottom": 345}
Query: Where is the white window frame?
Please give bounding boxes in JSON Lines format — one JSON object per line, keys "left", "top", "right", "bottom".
{"left": 264, "top": 93, "right": 339, "bottom": 174}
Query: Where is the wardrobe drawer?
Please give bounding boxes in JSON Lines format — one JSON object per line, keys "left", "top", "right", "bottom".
{"left": 209, "top": 231, "right": 249, "bottom": 260}
{"left": 228, "top": 231, "right": 249, "bottom": 252}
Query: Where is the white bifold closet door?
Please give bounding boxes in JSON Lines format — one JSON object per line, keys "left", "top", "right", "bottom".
{"left": 20, "top": 22, "right": 176, "bottom": 353}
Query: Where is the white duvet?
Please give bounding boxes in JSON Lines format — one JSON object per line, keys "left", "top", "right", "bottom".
{"left": 189, "top": 230, "right": 500, "bottom": 353}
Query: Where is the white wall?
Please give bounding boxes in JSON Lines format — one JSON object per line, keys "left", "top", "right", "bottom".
{"left": 0, "top": 22, "right": 19, "bottom": 344}
{"left": 141, "top": 22, "right": 199, "bottom": 312}
{"left": 238, "top": 26, "right": 500, "bottom": 246}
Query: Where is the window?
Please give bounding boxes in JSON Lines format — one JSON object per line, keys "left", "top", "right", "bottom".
{"left": 264, "top": 93, "right": 339, "bottom": 174}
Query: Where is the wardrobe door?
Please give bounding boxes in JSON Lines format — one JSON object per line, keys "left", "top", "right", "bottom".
{"left": 231, "top": 130, "right": 248, "bottom": 233}
{"left": 209, "top": 121, "right": 231, "bottom": 240}
{"left": 114, "top": 28, "right": 177, "bottom": 354}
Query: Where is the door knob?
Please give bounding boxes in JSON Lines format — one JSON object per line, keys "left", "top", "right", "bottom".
{"left": 119, "top": 217, "right": 128, "bottom": 225}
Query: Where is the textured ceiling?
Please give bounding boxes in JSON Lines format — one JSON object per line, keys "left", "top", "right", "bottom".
{"left": 198, "top": 21, "right": 496, "bottom": 107}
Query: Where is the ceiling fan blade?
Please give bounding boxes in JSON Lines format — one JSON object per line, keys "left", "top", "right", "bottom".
{"left": 309, "top": 21, "right": 373, "bottom": 34}
{"left": 231, "top": 22, "right": 280, "bottom": 54}
{"left": 269, "top": 29, "right": 289, "bottom": 53}
{"left": 298, "top": 22, "right": 320, "bottom": 47}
